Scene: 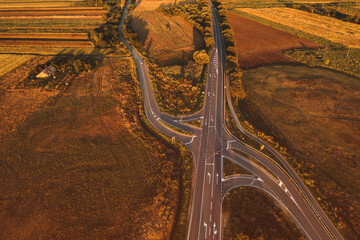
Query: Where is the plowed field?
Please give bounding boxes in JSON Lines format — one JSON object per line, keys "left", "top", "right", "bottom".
{"left": 228, "top": 11, "right": 322, "bottom": 69}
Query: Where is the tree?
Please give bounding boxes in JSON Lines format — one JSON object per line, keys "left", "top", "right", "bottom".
{"left": 193, "top": 50, "right": 209, "bottom": 64}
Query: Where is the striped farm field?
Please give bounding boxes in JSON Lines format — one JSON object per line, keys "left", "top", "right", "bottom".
{"left": 0, "top": 0, "right": 83, "bottom": 8}
{"left": 0, "top": 33, "right": 89, "bottom": 39}
{"left": 0, "top": 9, "right": 106, "bottom": 17}
{"left": 237, "top": 8, "right": 360, "bottom": 48}
{"left": 0, "top": 18, "right": 103, "bottom": 29}
{"left": 0, "top": 54, "right": 33, "bottom": 76}
{"left": 0, "top": 39, "right": 94, "bottom": 47}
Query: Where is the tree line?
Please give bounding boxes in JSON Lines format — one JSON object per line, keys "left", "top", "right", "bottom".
{"left": 212, "top": 0, "right": 245, "bottom": 100}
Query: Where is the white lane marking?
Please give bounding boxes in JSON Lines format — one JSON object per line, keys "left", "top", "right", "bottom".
{"left": 204, "top": 222, "right": 208, "bottom": 239}
{"left": 226, "top": 140, "right": 236, "bottom": 150}
{"left": 210, "top": 213, "right": 212, "bottom": 222}
{"left": 210, "top": 201, "right": 213, "bottom": 210}
{"left": 279, "top": 180, "right": 283, "bottom": 187}
{"left": 216, "top": 173, "right": 219, "bottom": 184}
{"left": 185, "top": 136, "right": 196, "bottom": 145}
{"left": 208, "top": 172, "right": 211, "bottom": 184}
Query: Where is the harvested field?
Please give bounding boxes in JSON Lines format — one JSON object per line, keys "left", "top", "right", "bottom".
{"left": 0, "top": 39, "right": 94, "bottom": 47}
{"left": 0, "top": 54, "right": 33, "bottom": 77}
{"left": 227, "top": 11, "right": 322, "bottom": 69}
{"left": 0, "top": 18, "right": 103, "bottom": 29}
{"left": 0, "top": 9, "right": 106, "bottom": 17}
{"left": 0, "top": 33, "right": 89, "bottom": 40}
{"left": 237, "top": 7, "right": 360, "bottom": 48}
{"left": 0, "top": 58, "right": 182, "bottom": 239}
{"left": 134, "top": 0, "right": 195, "bottom": 11}
{"left": 130, "top": 11, "right": 203, "bottom": 65}
{"left": 0, "top": 15, "right": 102, "bottom": 19}
{"left": 239, "top": 65, "right": 360, "bottom": 239}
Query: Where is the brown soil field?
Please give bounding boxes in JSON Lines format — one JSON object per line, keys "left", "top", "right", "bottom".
{"left": 0, "top": 33, "right": 89, "bottom": 40}
{"left": 239, "top": 65, "right": 360, "bottom": 239}
{"left": 0, "top": 39, "right": 94, "bottom": 47}
{"left": 0, "top": 58, "right": 182, "bottom": 239}
{"left": 0, "top": 55, "right": 53, "bottom": 137}
{"left": 238, "top": 7, "right": 360, "bottom": 48}
{"left": 227, "top": 11, "right": 322, "bottom": 69}
{"left": 0, "top": 9, "right": 106, "bottom": 17}
{"left": 130, "top": 11, "right": 203, "bottom": 65}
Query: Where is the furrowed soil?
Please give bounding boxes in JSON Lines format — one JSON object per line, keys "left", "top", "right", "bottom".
{"left": 238, "top": 65, "right": 360, "bottom": 239}
{"left": 227, "top": 11, "right": 322, "bottom": 69}
{"left": 130, "top": 10, "right": 203, "bottom": 65}
{"left": 0, "top": 58, "right": 182, "bottom": 239}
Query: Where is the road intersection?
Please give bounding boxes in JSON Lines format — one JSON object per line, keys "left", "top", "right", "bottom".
{"left": 119, "top": 2, "right": 344, "bottom": 240}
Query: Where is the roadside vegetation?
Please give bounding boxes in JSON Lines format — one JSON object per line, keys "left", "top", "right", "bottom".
{"left": 212, "top": 0, "right": 246, "bottom": 100}
{"left": 124, "top": 0, "right": 211, "bottom": 114}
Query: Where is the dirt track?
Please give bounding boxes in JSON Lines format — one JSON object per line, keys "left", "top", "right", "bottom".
{"left": 228, "top": 11, "right": 322, "bottom": 69}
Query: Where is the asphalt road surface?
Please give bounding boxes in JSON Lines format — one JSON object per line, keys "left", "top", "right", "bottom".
{"left": 119, "top": 2, "right": 344, "bottom": 240}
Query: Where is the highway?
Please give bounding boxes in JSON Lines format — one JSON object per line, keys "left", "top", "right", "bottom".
{"left": 119, "top": 1, "right": 345, "bottom": 240}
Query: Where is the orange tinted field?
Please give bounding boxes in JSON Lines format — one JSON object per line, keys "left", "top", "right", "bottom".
{"left": 228, "top": 11, "right": 322, "bottom": 69}
{"left": 0, "top": 33, "right": 89, "bottom": 39}
{"left": 130, "top": 11, "right": 203, "bottom": 65}
{"left": 0, "top": 9, "right": 106, "bottom": 17}
{"left": 0, "top": 39, "right": 94, "bottom": 47}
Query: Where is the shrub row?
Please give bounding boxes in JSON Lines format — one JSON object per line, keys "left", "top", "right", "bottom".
{"left": 212, "top": 0, "right": 245, "bottom": 100}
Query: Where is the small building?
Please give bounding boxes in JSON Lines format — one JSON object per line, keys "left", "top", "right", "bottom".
{"left": 36, "top": 66, "right": 56, "bottom": 78}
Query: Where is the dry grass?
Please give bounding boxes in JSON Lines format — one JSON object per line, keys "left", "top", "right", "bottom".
{"left": 0, "top": 58, "right": 181, "bottom": 239}
{"left": 130, "top": 11, "right": 203, "bottom": 65}
{"left": 237, "top": 7, "right": 360, "bottom": 48}
{"left": 239, "top": 65, "right": 360, "bottom": 239}
{"left": 0, "top": 54, "right": 34, "bottom": 77}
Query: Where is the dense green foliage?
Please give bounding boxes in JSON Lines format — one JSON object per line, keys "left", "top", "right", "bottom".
{"left": 287, "top": 3, "right": 360, "bottom": 24}
{"left": 158, "top": 0, "right": 213, "bottom": 50}
{"left": 212, "top": 0, "right": 245, "bottom": 100}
